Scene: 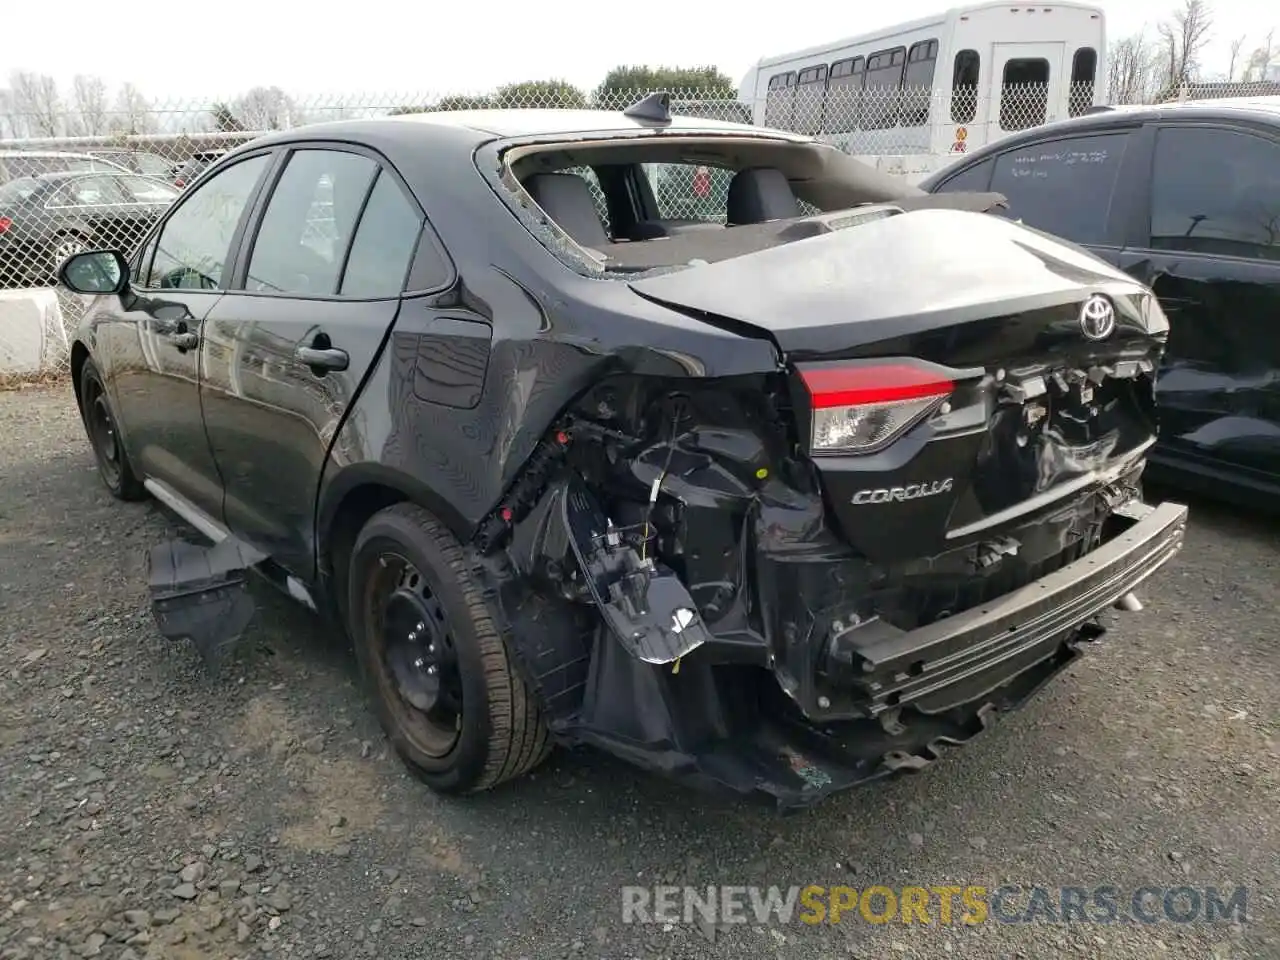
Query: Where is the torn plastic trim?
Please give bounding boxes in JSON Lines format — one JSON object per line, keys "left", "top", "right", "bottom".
{"left": 820, "top": 499, "right": 1187, "bottom": 719}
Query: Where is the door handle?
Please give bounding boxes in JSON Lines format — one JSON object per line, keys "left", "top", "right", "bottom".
{"left": 295, "top": 345, "right": 349, "bottom": 372}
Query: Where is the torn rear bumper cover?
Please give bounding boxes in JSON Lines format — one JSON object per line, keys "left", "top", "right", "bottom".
{"left": 530, "top": 498, "right": 1188, "bottom": 809}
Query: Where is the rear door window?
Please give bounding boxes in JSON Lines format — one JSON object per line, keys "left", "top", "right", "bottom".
{"left": 1148, "top": 125, "right": 1280, "bottom": 261}
{"left": 339, "top": 171, "right": 425, "bottom": 297}
{"left": 987, "top": 131, "right": 1131, "bottom": 245}
{"left": 932, "top": 158, "right": 996, "bottom": 193}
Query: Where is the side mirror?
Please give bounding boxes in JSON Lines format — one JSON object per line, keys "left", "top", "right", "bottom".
{"left": 59, "top": 249, "right": 130, "bottom": 296}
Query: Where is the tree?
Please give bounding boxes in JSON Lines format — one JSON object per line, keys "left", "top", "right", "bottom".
{"left": 1228, "top": 35, "right": 1248, "bottom": 80}
{"left": 592, "top": 65, "right": 736, "bottom": 106}
{"left": 210, "top": 102, "right": 245, "bottom": 132}
{"left": 0, "top": 87, "right": 24, "bottom": 139}
{"left": 1156, "top": 0, "right": 1214, "bottom": 90}
{"left": 71, "top": 75, "right": 109, "bottom": 136}
{"left": 430, "top": 94, "right": 494, "bottom": 111}
{"left": 232, "top": 86, "right": 297, "bottom": 131}
{"left": 110, "top": 82, "right": 156, "bottom": 136}
{"left": 492, "top": 79, "right": 586, "bottom": 109}
{"left": 1243, "top": 29, "right": 1276, "bottom": 81}
{"left": 1107, "top": 30, "right": 1161, "bottom": 104}
{"left": 9, "top": 70, "right": 62, "bottom": 137}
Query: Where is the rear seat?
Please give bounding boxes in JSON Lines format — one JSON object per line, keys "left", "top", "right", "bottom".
{"left": 523, "top": 172, "right": 610, "bottom": 248}
{"left": 726, "top": 167, "right": 801, "bottom": 225}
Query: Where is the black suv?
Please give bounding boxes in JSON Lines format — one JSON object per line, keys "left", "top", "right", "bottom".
{"left": 920, "top": 96, "right": 1280, "bottom": 511}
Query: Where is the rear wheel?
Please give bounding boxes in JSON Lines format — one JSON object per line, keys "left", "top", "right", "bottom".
{"left": 347, "top": 503, "right": 551, "bottom": 794}
{"left": 78, "top": 359, "right": 146, "bottom": 501}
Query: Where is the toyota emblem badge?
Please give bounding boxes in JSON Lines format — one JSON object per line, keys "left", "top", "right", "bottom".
{"left": 1079, "top": 294, "right": 1117, "bottom": 341}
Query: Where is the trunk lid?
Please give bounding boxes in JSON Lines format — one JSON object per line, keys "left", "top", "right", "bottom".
{"left": 631, "top": 208, "right": 1168, "bottom": 563}
{"left": 629, "top": 207, "right": 1149, "bottom": 360}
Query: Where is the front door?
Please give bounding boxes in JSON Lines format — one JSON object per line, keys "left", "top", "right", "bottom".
{"left": 101, "top": 151, "right": 275, "bottom": 520}
{"left": 1117, "top": 121, "right": 1280, "bottom": 493}
{"left": 200, "top": 145, "right": 426, "bottom": 578}
{"left": 991, "top": 42, "right": 1065, "bottom": 138}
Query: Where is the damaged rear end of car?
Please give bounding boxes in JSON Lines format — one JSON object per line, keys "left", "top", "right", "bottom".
{"left": 465, "top": 124, "right": 1188, "bottom": 809}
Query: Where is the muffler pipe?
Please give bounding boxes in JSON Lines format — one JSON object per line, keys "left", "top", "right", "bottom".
{"left": 1114, "top": 591, "right": 1143, "bottom": 612}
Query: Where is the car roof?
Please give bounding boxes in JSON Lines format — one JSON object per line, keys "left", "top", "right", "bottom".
{"left": 246, "top": 107, "right": 809, "bottom": 150}
{"left": 0, "top": 149, "right": 104, "bottom": 159}
{"left": 926, "top": 94, "right": 1280, "bottom": 179}
{"left": 29, "top": 170, "right": 118, "bottom": 182}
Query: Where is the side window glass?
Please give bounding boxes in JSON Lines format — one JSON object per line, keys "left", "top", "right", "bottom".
{"left": 988, "top": 132, "right": 1129, "bottom": 245}
{"left": 339, "top": 171, "right": 426, "bottom": 297}
{"left": 117, "top": 175, "right": 179, "bottom": 204}
{"left": 952, "top": 50, "right": 980, "bottom": 124}
{"left": 52, "top": 176, "right": 125, "bottom": 207}
{"left": 934, "top": 158, "right": 995, "bottom": 194}
{"left": 1000, "top": 58, "right": 1050, "bottom": 130}
{"left": 1150, "top": 126, "right": 1280, "bottom": 261}
{"left": 146, "top": 153, "right": 270, "bottom": 290}
{"left": 1069, "top": 48, "right": 1098, "bottom": 117}
{"left": 246, "top": 149, "right": 378, "bottom": 295}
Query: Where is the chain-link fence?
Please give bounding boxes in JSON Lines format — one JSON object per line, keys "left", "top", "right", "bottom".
{"left": 1, "top": 79, "right": 1275, "bottom": 381}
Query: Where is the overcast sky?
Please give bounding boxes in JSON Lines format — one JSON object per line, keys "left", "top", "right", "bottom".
{"left": 6, "top": 0, "right": 1274, "bottom": 104}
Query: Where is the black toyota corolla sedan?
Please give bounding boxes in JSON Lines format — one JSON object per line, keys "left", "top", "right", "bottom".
{"left": 59, "top": 94, "right": 1188, "bottom": 809}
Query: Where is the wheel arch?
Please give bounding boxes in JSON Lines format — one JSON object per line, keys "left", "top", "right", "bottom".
{"left": 316, "top": 462, "right": 475, "bottom": 626}
{"left": 70, "top": 340, "right": 91, "bottom": 412}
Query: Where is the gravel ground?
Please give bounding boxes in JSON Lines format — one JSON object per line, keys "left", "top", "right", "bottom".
{"left": 1, "top": 383, "right": 1276, "bottom": 960}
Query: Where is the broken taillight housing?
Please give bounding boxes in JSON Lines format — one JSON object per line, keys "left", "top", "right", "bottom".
{"left": 799, "top": 360, "right": 954, "bottom": 455}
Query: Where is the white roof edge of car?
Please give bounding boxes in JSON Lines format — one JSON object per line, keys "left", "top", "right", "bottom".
{"left": 0, "top": 149, "right": 112, "bottom": 157}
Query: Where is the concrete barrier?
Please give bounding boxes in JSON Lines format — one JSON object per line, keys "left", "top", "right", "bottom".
{"left": 0, "top": 288, "right": 71, "bottom": 377}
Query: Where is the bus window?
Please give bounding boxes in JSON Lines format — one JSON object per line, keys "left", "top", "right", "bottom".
{"left": 1070, "top": 48, "right": 1097, "bottom": 117}
{"left": 824, "top": 57, "right": 864, "bottom": 134}
{"left": 951, "top": 50, "right": 980, "bottom": 124}
{"left": 794, "top": 64, "right": 828, "bottom": 135}
{"left": 1000, "top": 58, "right": 1049, "bottom": 130}
{"left": 902, "top": 39, "right": 938, "bottom": 127}
{"left": 863, "top": 46, "right": 906, "bottom": 131}
{"left": 765, "top": 72, "right": 797, "bottom": 129}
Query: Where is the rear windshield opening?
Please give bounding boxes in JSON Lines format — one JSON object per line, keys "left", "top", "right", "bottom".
{"left": 493, "top": 133, "right": 956, "bottom": 277}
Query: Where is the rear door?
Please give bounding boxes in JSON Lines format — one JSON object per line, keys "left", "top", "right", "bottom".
{"left": 1115, "top": 120, "right": 1280, "bottom": 494}
{"left": 991, "top": 43, "right": 1065, "bottom": 137}
{"left": 199, "top": 143, "right": 427, "bottom": 577}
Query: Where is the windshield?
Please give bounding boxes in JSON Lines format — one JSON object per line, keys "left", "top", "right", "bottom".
{"left": 0, "top": 177, "right": 42, "bottom": 205}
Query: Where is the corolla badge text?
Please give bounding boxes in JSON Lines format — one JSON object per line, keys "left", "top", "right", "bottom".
{"left": 851, "top": 479, "right": 954, "bottom": 505}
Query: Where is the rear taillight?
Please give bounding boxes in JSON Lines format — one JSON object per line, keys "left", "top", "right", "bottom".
{"left": 0, "top": 217, "right": 11, "bottom": 234}
{"left": 799, "top": 360, "right": 954, "bottom": 455}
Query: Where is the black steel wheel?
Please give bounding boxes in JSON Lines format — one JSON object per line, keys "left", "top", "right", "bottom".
{"left": 348, "top": 503, "right": 551, "bottom": 794}
{"left": 78, "top": 359, "right": 146, "bottom": 501}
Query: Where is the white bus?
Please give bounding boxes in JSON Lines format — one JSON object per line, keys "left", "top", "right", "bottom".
{"left": 737, "top": 2, "right": 1107, "bottom": 183}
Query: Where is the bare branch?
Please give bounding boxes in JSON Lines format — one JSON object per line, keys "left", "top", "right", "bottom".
{"left": 71, "top": 75, "right": 110, "bottom": 137}
{"left": 8, "top": 71, "right": 63, "bottom": 137}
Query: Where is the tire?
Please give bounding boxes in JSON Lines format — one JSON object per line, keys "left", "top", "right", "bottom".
{"left": 347, "top": 503, "right": 551, "bottom": 794}
{"left": 78, "top": 359, "right": 147, "bottom": 501}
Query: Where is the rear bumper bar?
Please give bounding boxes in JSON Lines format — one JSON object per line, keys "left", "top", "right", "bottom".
{"left": 825, "top": 499, "right": 1189, "bottom": 718}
